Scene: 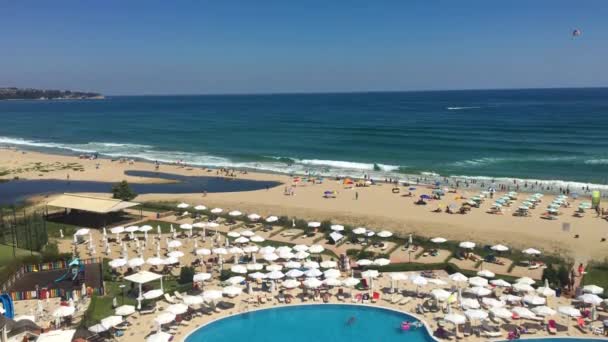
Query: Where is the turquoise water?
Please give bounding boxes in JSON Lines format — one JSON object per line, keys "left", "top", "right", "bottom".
{"left": 184, "top": 304, "right": 434, "bottom": 342}
{"left": 2, "top": 89, "right": 608, "bottom": 189}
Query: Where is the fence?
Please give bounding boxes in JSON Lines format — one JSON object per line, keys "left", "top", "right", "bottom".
{"left": 0, "top": 207, "right": 48, "bottom": 253}
{"left": 1, "top": 257, "right": 105, "bottom": 301}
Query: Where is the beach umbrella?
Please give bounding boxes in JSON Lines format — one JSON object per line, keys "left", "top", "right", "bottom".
{"left": 226, "top": 276, "right": 245, "bottom": 285}
{"left": 490, "top": 279, "right": 511, "bottom": 288}
{"left": 266, "top": 264, "right": 283, "bottom": 272}
{"left": 227, "top": 246, "right": 244, "bottom": 255}
{"left": 193, "top": 272, "right": 212, "bottom": 282}
{"left": 330, "top": 224, "right": 344, "bottom": 231}
{"left": 228, "top": 210, "right": 242, "bottom": 217}
{"left": 431, "top": 289, "right": 451, "bottom": 302}
{"left": 115, "top": 305, "right": 135, "bottom": 316}
{"left": 234, "top": 237, "right": 250, "bottom": 244}
{"left": 558, "top": 306, "right": 581, "bottom": 317}
{"left": 362, "top": 270, "right": 380, "bottom": 279}
{"left": 147, "top": 332, "right": 172, "bottom": 342}
{"left": 146, "top": 257, "right": 165, "bottom": 266}
{"left": 490, "top": 307, "right": 512, "bottom": 320}
{"left": 202, "top": 290, "right": 223, "bottom": 302}
{"left": 303, "top": 278, "right": 323, "bottom": 288}
{"left": 308, "top": 244, "right": 325, "bottom": 253}
{"left": 460, "top": 298, "right": 480, "bottom": 310}
{"left": 177, "top": 203, "right": 189, "bottom": 209}
{"left": 183, "top": 295, "right": 204, "bottom": 306}
{"left": 516, "top": 277, "right": 536, "bottom": 285}
{"left": 266, "top": 216, "right": 278, "bottom": 223}
{"left": 212, "top": 248, "right": 228, "bottom": 255}
{"left": 168, "top": 240, "right": 182, "bottom": 248}
{"left": 227, "top": 231, "right": 241, "bottom": 238}
{"left": 320, "top": 260, "right": 337, "bottom": 268}
{"left": 468, "top": 276, "right": 488, "bottom": 287}
{"left": 207, "top": 222, "right": 220, "bottom": 228}
{"left": 179, "top": 224, "right": 193, "bottom": 231}
{"left": 444, "top": 313, "right": 466, "bottom": 325}
{"left": 196, "top": 248, "right": 211, "bottom": 256}
{"left": 343, "top": 277, "right": 360, "bottom": 288}
{"left": 303, "top": 261, "right": 320, "bottom": 269}
{"left": 89, "top": 324, "right": 109, "bottom": 333}
{"left": 501, "top": 294, "right": 522, "bottom": 303}
{"left": 194, "top": 205, "right": 206, "bottom": 211}
{"left": 246, "top": 263, "right": 264, "bottom": 271}
{"left": 482, "top": 298, "right": 505, "bottom": 308}
{"left": 247, "top": 213, "right": 261, "bottom": 221}
{"left": 166, "top": 303, "right": 188, "bottom": 315}
{"left": 282, "top": 279, "right": 300, "bottom": 289}
{"left": 307, "top": 222, "right": 321, "bottom": 228}
{"left": 210, "top": 208, "right": 223, "bottom": 214}
{"left": 285, "top": 261, "right": 302, "bottom": 269}
{"left": 222, "top": 286, "right": 242, "bottom": 298}
{"left": 512, "top": 307, "right": 537, "bottom": 319}
{"left": 294, "top": 251, "right": 310, "bottom": 259}
{"left": 352, "top": 227, "right": 367, "bottom": 235}
{"left": 373, "top": 258, "right": 391, "bottom": 266}
{"left": 532, "top": 306, "right": 556, "bottom": 316}
{"left": 155, "top": 312, "right": 176, "bottom": 326}
{"left": 467, "top": 286, "right": 492, "bottom": 297}
{"left": 240, "top": 230, "right": 256, "bottom": 237}
{"left": 168, "top": 251, "right": 184, "bottom": 258}
{"left": 250, "top": 235, "right": 265, "bottom": 243}
{"left": 512, "top": 283, "right": 535, "bottom": 293}
{"left": 263, "top": 253, "right": 279, "bottom": 262}
{"left": 522, "top": 248, "right": 541, "bottom": 255}
{"left": 523, "top": 295, "right": 546, "bottom": 306}
{"left": 259, "top": 246, "right": 276, "bottom": 254}
{"left": 537, "top": 285, "right": 556, "bottom": 297}
{"left": 128, "top": 257, "right": 145, "bottom": 268}
{"left": 267, "top": 270, "right": 285, "bottom": 280}
{"left": 323, "top": 269, "right": 341, "bottom": 279}
{"left": 243, "top": 245, "right": 259, "bottom": 253}
{"left": 305, "top": 269, "right": 323, "bottom": 278}
{"left": 477, "top": 269, "right": 495, "bottom": 278}
{"left": 143, "top": 289, "right": 164, "bottom": 300}
{"left": 465, "top": 309, "right": 488, "bottom": 321}
{"left": 459, "top": 241, "right": 475, "bottom": 249}
{"left": 449, "top": 273, "right": 468, "bottom": 283}
{"left": 109, "top": 258, "right": 127, "bottom": 268}
{"left": 139, "top": 225, "right": 153, "bottom": 233}
{"left": 100, "top": 315, "right": 123, "bottom": 329}
{"left": 286, "top": 269, "right": 304, "bottom": 278}
{"left": 53, "top": 306, "right": 75, "bottom": 318}
{"left": 431, "top": 237, "right": 447, "bottom": 244}
{"left": 293, "top": 244, "right": 309, "bottom": 252}
{"left": 583, "top": 284, "right": 604, "bottom": 295}
{"left": 324, "top": 278, "right": 342, "bottom": 287}
{"left": 491, "top": 244, "right": 509, "bottom": 252}
{"left": 249, "top": 272, "right": 267, "bottom": 280}
{"left": 578, "top": 293, "right": 603, "bottom": 305}
{"left": 230, "top": 265, "right": 248, "bottom": 274}
{"left": 377, "top": 230, "right": 393, "bottom": 238}
{"left": 356, "top": 259, "right": 373, "bottom": 266}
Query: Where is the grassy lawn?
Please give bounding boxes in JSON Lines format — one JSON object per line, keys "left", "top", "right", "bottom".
{"left": 583, "top": 263, "right": 608, "bottom": 298}
{"left": 0, "top": 244, "right": 37, "bottom": 274}
{"left": 45, "top": 220, "right": 80, "bottom": 239}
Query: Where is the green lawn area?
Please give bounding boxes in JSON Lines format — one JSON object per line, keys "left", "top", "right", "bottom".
{"left": 583, "top": 264, "right": 608, "bottom": 298}
{"left": 0, "top": 244, "right": 37, "bottom": 274}
{"left": 45, "top": 220, "right": 80, "bottom": 239}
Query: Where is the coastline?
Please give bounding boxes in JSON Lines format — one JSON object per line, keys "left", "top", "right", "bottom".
{"left": 1, "top": 148, "right": 607, "bottom": 261}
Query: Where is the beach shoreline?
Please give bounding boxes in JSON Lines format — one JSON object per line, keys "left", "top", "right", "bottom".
{"left": 1, "top": 148, "right": 607, "bottom": 261}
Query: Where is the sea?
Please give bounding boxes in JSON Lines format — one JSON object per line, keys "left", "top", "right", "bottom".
{"left": 1, "top": 88, "right": 608, "bottom": 192}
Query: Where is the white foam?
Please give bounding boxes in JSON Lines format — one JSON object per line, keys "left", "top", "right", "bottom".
{"left": 585, "top": 159, "right": 608, "bottom": 165}
{"left": 446, "top": 106, "right": 481, "bottom": 110}
{"left": 297, "top": 159, "right": 399, "bottom": 172}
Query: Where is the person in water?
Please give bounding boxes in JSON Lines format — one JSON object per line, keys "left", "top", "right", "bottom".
{"left": 346, "top": 316, "right": 356, "bottom": 325}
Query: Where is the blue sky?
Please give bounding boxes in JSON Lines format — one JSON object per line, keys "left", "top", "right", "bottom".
{"left": 1, "top": 1, "right": 606, "bottom": 95}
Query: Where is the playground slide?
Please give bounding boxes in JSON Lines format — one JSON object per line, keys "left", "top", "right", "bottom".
{"left": 0, "top": 293, "right": 14, "bottom": 319}
{"left": 55, "top": 258, "right": 83, "bottom": 283}
{"left": 54, "top": 269, "right": 71, "bottom": 283}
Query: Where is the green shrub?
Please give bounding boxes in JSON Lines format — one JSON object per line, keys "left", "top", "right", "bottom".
{"left": 112, "top": 180, "right": 137, "bottom": 201}
{"left": 179, "top": 266, "right": 195, "bottom": 284}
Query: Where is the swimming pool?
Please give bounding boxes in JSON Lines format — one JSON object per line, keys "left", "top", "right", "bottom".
{"left": 184, "top": 304, "right": 435, "bottom": 342}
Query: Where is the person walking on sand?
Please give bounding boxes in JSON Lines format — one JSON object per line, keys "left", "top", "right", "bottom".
{"left": 355, "top": 191, "right": 359, "bottom": 200}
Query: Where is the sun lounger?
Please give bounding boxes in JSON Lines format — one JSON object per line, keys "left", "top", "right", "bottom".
{"left": 399, "top": 296, "right": 412, "bottom": 305}
{"left": 174, "top": 291, "right": 184, "bottom": 300}
{"left": 337, "top": 289, "right": 345, "bottom": 301}
{"left": 372, "top": 292, "right": 380, "bottom": 303}
{"left": 164, "top": 293, "right": 177, "bottom": 304}
{"left": 547, "top": 319, "right": 557, "bottom": 334}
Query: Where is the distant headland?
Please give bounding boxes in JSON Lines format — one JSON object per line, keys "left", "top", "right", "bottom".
{"left": 0, "top": 87, "right": 104, "bottom": 100}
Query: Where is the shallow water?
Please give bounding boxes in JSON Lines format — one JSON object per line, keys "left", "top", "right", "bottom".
{"left": 0, "top": 170, "right": 281, "bottom": 204}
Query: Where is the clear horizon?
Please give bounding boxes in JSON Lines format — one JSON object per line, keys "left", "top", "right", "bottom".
{"left": 2, "top": 0, "right": 607, "bottom": 95}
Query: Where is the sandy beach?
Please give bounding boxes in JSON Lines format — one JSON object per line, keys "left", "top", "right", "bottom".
{"left": 1, "top": 148, "right": 607, "bottom": 262}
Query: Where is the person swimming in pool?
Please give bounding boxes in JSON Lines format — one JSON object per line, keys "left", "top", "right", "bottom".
{"left": 346, "top": 316, "right": 356, "bottom": 325}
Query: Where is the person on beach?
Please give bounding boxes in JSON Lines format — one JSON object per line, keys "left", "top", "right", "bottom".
{"left": 355, "top": 191, "right": 359, "bottom": 200}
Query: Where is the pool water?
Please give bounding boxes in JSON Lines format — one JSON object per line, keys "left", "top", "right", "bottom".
{"left": 184, "top": 304, "right": 435, "bottom": 342}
